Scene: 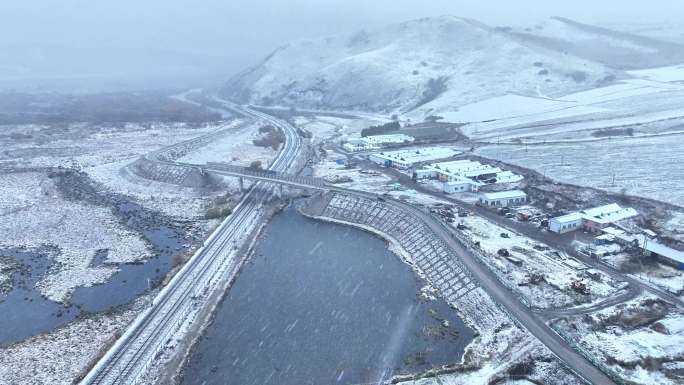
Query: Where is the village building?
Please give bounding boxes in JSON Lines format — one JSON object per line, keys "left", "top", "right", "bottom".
{"left": 478, "top": 190, "right": 527, "bottom": 207}
{"left": 581, "top": 204, "right": 639, "bottom": 233}
{"left": 644, "top": 240, "right": 684, "bottom": 270}
{"left": 442, "top": 179, "right": 476, "bottom": 193}
{"left": 549, "top": 212, "right": 583, "bottom": 234}
{"left": 411, "top": 159, "right": 523, "bottom": 194}
{"left": 343, "top": 134, "right": 414, "bottom": 152}
{"left": 548, "top": 204, "right": 639, "bottom": 234}
{"left": 368, "top": 147, "right": 459, "bottom": 169}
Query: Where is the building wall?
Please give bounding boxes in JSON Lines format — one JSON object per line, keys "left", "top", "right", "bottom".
{"left": 549, "top": 218, "right": 582, "bottom": 234}
{"left": 443, "top": 182, "right": 472, "bottom": 193}
{"left": 584, "top": 220, "right": 608, "bottom": 233}
{"left": 654, "top": 254, "right": 684, "bottom": 270}
{"left": 413, "top": 169, "right": 436, "bottom": 180}
{"left": 478, "top": 196, "right": 526, "bottom": 207}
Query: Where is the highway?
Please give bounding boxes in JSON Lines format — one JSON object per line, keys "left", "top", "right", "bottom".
{"left": 80, "top": 102, "right": 302, "bottom": 385}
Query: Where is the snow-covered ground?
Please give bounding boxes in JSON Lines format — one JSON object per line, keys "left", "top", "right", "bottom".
{"left": 313, "top": 157, "right": 453, "bottom": 207}
{"left": 664, "top": 211, "right": 684, "bottom": 242}
{"left": 447, "top": 79, "right": 684, "bottom": 140}
{"left": 602, "top": 253, "right": 684, "bottom": 297}
{"left": 314, "top": 157, "right": 392, "bottom": 190}
{"left": 293, "top": 115, "right": 386, "bottom": 144}
{"left": 426, "top": 93, "right": 606, "bottom": 125}
{"left": 0, "top": 121, "right": 259, "bottom": 302}
{"left": 0, "top": 172, "right": 152, "bottom": 303}
{"left": 87, "top": 159, "right": 212, "bottom": 220}
{"left": 476, "top": 134, "right": 684, "bottom": 207}
{"left": 0, "top": 295, "right": 149, "bottom": 385}
{"left": 397, "top": 339, "right": 583, "bottom": 385}
{"left": 628, "top": 64, "right": 684, "bottom": 83}
{"left": 224, "top": 16, "right": 616, "bottom": 112}
{"left": 177, "top": 120, "right": 277, "bottom": 167}
{"left": 551, "top": 294, "right": 684, "bottom": 385}
{"left": 452, "top": 213, "right": 625, "bottom": 309}
{"left": 2, "top": 122, "right": 218, "bottom": 170}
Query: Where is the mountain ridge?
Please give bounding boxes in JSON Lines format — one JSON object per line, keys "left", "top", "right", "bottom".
{"left": 221, "top": 15, "right": 681, "bottom": 113}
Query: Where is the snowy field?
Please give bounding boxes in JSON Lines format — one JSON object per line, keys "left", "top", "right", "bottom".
{"left": 1, "top": 122, "right": 219, "bottom": 170}
{"left": 628, "top": 64, "right": 684, "bottom": 83}
{"left": 453, "top": 214, "right": 625, "bottom": 309}
{"left": 476, "top": 134, "right": 684, "bottom": 207}
{"left": 552, "top": 294, "right": 684, "bottom": 385}
{"left": 453, "top": 79, "right": 684, "bottom": 141}
{"left": 431, "top": 93, "right": 606, "bottom": 125}
{"left": 313, "top": 158, "right": 451, "bottom": 207}
{"left": 177, "top": 120, "right": 277, "bottom": 167}
{"left": 0, "top": 295, "right": 148, "bottom": 385}
{"left": 420, "top": 78, "right": 681, "bottom": 125}
{"left": 0, "top": 172, "right": 152, "bottom": 303}
{"left": 293, "top": 115, "right": 385, "bottom": 144}
{"left": 87, "top": 159, "right": 212, "bottom": 220}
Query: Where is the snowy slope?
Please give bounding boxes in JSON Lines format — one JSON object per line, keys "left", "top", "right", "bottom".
{"left": 222, "top": 16, "right": 617, "bottom": 113}
{"left": 503, "top": 17, "right": 684, "bottom": 70}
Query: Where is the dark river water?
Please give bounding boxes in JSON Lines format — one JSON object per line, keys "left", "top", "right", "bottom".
{"left": 181, "top": 205, "right": 474, "bottom": 385}
{"left": 0, "top": 202, "right": 185, "bottom": 346}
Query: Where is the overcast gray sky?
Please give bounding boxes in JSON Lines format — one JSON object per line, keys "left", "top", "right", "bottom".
{"left": 1, "top": 0, "right": 682, "bottom": 91}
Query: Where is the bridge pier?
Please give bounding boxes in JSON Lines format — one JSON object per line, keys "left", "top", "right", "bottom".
{"left": 238, "top": 177, "right": 244, "bottom": 192}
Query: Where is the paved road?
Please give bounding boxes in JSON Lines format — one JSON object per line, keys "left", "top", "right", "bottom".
{"left": 536, "top": 285, "right": 643, "bottom": 320}
{"left": 389, "top": 198, "right": 618, "bottom": 385}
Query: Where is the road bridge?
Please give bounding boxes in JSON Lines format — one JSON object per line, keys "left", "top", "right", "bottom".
{"left": 201, "top": 162, "right": 328, "bottom": 190}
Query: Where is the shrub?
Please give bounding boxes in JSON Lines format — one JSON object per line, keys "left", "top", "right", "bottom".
{"left": 360, "top": 121, "right": 400, "bottom": 137}
{"left": 204, "top": 207, "right": 233, "bottom": 219}
{"left": 248, "top": 160, "right": 263, "bottom": 170}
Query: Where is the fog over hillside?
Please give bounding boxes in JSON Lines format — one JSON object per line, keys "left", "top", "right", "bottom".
{"left": 2, "top": 0, "right": 684, "bottom": 93}
{"left": 221, "top": 15, "right": 684, "bottom": 113}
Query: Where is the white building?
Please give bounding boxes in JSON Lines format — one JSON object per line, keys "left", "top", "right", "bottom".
{"left": 549, "top": 212, "right": 583, "bottom": 234}
{"left": 360, "top": 134, "right": 414, "bottom": 146}
{"left": 644, "top": 241, "right": 684, "bottom": 270}
{"left": 343, "top": 142, "right": 377, "bottom": 152}
{"left": 581, "top": 204, "right": 639, "bottom": 233}
{"left": 369, "top": 147, "right": 460, "bottom": 169}
{"left": 413, "top": 168, "right": 438, "bottom": 180}
{"left": 443, "top": 179, "right": 475, "bottom": 193}
{"left": 478, "top": 190, "right": 527, "bottom": 207}
{"left": 420, "top": 159, "right": 521, "bottom": 184}
{"left": 343, "top": 134, "right": 414, "bottom": 152}
{"left": 495, "top": 170, "right": 525, "bottom": 184}
{"left": 548, "top": 203, "right": 639, "bottom": 234}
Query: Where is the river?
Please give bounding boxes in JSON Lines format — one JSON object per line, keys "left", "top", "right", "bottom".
{"left": 180, "top": 204, "right": 474, "bottom": 385}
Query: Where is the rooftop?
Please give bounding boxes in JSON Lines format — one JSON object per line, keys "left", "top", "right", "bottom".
{"left": 372, "top": 147, "right": 460, "bottom": 163}
{"left": 361, "top": 134, "right": 414, "bottom": 144}
{"left": 425, "top": 159, "right": 522, "bottom": 182}
{"left": 581, "top": 204, "right": 638, "bottom": 224}
{"left": 551, "top": 212, "right": 584, "bottom": 223}
{"left": 645, "top": 241, "right": 684, "bottom": 264}
{"left": 480, "top": 190, "right": 527, "bottom": 200}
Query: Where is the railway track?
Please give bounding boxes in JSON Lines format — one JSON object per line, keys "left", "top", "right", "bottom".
{"left": 81, "top": 101, "right": 302, "bottom": 385}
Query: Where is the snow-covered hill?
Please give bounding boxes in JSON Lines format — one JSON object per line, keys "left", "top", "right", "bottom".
{"left": 221, "top": 16, "right": 619, "bottom": 113}
{"left": 502, "top": 17, "right": 684, "bottom": 70}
